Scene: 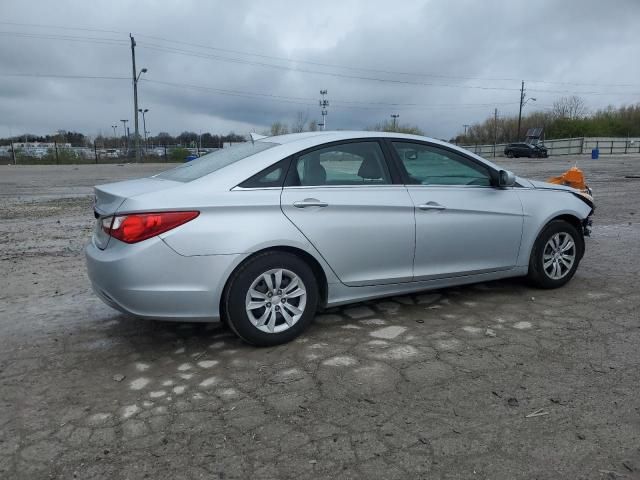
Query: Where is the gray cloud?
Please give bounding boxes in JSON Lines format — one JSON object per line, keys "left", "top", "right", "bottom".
{"left": 1, "top": 0, "right": 638, "bottom": 139}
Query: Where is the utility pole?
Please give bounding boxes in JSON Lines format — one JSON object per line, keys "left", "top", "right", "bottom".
{"left": 319, "top": 90, "right": 329, "bottom": 131}
{"left": 120, "top": 119, "right": 128, "bottom": 150}
{"left": 111, "top": 125, "right": 118, "bottom": 147}
{"left": 130, "top": 34, "right": 140, "bottom": 162}
{"left": 130, "top": 34, "right": 147, "bottom": 163}
{"left": 391, "top": 114, "right": 400, "bottom": 131}
{"left": 517, "top": 81, "right": 525, "bottom": 141}
{"left": 493, "top": 108, "right": 498, "bottom": 158}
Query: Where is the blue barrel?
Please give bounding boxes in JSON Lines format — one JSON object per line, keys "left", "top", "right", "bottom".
{"left": 591, "top": 148, "right": 599, "bottom": 159}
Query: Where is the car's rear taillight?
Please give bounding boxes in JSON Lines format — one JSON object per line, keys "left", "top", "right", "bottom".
{"left": 102, "top": 211, "right": 199, "bottom": 244}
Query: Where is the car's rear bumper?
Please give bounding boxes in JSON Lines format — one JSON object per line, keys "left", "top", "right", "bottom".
{"left": 85, "top": 237, "right": 241, "bottom": 321}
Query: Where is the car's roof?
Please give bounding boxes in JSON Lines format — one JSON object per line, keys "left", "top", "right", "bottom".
{"left": 255, "top": 130, "right": 501, "bottom": 170}
{"left": 185, "top": 130, "right": 505, "bottom": 190}
{"left": 258, "top": 130, "right": 450, "bottom": 147}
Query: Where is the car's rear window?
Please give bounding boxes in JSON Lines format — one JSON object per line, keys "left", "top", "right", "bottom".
{"left": 154, "top": 142, "right": 277, "bottom": 182}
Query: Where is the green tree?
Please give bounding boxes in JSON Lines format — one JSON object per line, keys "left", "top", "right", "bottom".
{"left": 170, "top": 147, "right": 190, "bottom": 162}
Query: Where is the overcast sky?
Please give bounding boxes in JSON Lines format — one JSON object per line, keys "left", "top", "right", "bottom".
{"left": 1, "top": 0, "right": 639, "bottom": 140}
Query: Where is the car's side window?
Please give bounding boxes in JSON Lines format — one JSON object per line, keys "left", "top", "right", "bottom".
{"left": 290, "top": 141, "right": 391, "bottom": 187}
{"left": 391, "top": 142, "right": 492, "bottom": 187}
{"left": 238, "top": 158, "right": 290, "bottom": 188}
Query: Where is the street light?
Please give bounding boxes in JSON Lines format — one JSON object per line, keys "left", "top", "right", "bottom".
{"left": 391, "top": 114, "right": 400, "bottom": 130}
{"left": 138, "top": 108, "right": 149, "bottom": 151}
{"left": 136, "top": 67, "right": 147, "bottom": 83}
{"left": 111, "top": 125, "right": 118, "bottom": 147}
{"left": 133, "top": 67, "right": 147, "bottom": 161}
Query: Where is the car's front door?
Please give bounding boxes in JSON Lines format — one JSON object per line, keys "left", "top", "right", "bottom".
{"left": 281, "top": 140, "right": 415, "bottom": 286}
{"left": 389, "top": 141, "right": 524, "bottom": 280}
{"left": 518, "top": 144, "right": 530, "bottom": 156}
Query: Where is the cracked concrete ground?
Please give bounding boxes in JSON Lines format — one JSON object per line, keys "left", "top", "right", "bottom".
{"left": 1, "top": 156, "right": 639, "bottom": 479}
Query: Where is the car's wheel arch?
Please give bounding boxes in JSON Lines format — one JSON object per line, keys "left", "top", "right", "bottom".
{"left": 529, "top": 213, "right": 585, "bottom": 262}
{"left": 220, "top": 245, "right": 329, "bottom": 321}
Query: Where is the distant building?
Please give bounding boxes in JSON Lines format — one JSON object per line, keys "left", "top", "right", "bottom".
{"left": 11, "top": 141, "right": 72, "bottom": 149}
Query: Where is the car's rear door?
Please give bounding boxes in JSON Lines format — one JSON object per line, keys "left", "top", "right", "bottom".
{"left": 280, "top": 139, "right": 415, "bottom": 286}
{"left": 388, "top": 140, "right": 524, "bottom": 280}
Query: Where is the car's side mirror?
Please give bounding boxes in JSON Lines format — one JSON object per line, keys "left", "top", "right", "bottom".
{"left": 498, "top": 169, "right": 516, "bottom": 187}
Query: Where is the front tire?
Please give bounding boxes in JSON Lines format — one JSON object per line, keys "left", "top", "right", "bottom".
{"left": 506, "top": 151, "right": 514, "bottom": 158}
{"left": 223, "top": 251, "right": 318, "bottom": 346}
{"left": 527, "top": 220, "right": 583, "bottom": 289}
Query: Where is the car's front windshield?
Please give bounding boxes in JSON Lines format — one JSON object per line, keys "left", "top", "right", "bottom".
{"left": 154, "top": 141, "right": 277, "bottom": 182}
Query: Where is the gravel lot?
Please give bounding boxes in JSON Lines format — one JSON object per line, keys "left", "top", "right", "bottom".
{"left": 1, "top": 155, "right": 639, "bottom": 479}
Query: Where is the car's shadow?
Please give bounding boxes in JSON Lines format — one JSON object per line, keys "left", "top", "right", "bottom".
{"left": 97, "top": 277, "right": 533, "bottom": 354}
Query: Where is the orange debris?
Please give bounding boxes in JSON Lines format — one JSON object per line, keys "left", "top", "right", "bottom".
{"left": 547, "top": 166, "right": 590, "bottom": 194}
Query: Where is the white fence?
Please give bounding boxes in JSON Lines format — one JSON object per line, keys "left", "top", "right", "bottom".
{"left": 461, "top": 137, "right": 640, "bottom": 157}
{"left": 0, "top": 145, "right": 220, "bottom": 164}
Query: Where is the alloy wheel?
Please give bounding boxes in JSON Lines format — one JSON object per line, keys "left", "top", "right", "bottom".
{"left": 542, "top": 232, "right": 576, "bottom": 280}
{"left": 245, "top": 268, "right": 307, "bottom": 333}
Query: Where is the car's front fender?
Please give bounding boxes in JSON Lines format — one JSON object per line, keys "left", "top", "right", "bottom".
{"left": 515, "top": 188, "right": 593, "bottom": 267}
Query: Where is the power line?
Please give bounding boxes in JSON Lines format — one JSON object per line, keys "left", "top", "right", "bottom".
{"left": 133, "top": 34, "right": 640, "bottom": 89}
{"left": 0, "top": 21, "right": 124, "bottom": 35}
{"left": 0, "top": 31, "right": 128, "bottom": 46}
{"left": 139, "top": 42, "right": 526, "bottom": 92}
{"left": 2, "top": 20, "right": 640, "bottom": 89}
{"left": 0, "top": 72, "right": 128, "bottom": 80}
{"left": 0, "top": 72, "right": 517, "bottom": 109}
{"left": 137, "top": 42, "right": 640, "bottom": 96}
{"left": 141, "top": 78, "right": 520, "bottom": 111}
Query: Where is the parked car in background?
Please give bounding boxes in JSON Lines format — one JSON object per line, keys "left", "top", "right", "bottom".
{"left": 150, "top": 147, "right": 165, "bottom": 157}
{"left": 504, "top": 143, "right": 548, "bottom": 158}
{"left": 86, "top": 131, "right": 593, "bottom": 346}
{"left": 105, "top": 149, "right": 121, "bottom": 159}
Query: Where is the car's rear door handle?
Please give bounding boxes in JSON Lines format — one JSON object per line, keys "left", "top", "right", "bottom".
{"left": 293, "top": 198, "right": 328, "bottom": 208}
{"left": 418, "top": 202, "right": 446, "bottom": 210}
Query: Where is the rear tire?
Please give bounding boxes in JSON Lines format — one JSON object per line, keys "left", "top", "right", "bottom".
{"left": 527, "top": 220, "right": 583, "bottom": 289}
{"left": 223, "top": 251, "right": 318, "bottom": 346}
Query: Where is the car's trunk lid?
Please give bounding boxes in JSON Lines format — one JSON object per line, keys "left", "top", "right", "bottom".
{"left": 93, "top": 177, "right": 181, "bottom": 216}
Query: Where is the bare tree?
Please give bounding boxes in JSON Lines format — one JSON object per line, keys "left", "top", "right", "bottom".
{"left": 308, "top": 120, "right": 318, "bottom": 132}
{"left": 269, "top": 121, "right": 289, "bottom": 136}
{"left": 552, "top": 96, "right": 587, "bottom": 120}
{"left": 291, "top": 111, "right": 308, "bottom": 133}
{"left": 366, "top": 119, "right": 423, "bottom": 135}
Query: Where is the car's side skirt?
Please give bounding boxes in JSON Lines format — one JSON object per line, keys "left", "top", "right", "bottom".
{"left": 325, "top": 267, "right": 528, "bottom": 308}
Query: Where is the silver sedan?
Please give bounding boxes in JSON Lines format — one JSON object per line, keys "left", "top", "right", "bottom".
{"left": 86, "top": 131, "right": 594, "bottom": 345}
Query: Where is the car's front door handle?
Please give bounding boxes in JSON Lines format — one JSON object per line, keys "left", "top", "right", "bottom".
{"left": 293, "top": 199, "right": 328, "bottom": 208}
{"left": 418, "top": 202, "right": 446, "bottom": 211}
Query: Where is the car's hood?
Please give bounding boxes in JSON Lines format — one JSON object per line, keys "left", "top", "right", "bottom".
{"left": 524, "top": 178, "right": 577, "bottom": 193}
